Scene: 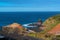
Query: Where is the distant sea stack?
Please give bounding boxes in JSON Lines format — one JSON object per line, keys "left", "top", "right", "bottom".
{"left": 23, "top": 19, "right": 45, "bottom": 32}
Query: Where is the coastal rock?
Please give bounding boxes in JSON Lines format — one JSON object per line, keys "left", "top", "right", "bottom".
{"left": 3, "top": 23, "right": 22, "bottom": 29}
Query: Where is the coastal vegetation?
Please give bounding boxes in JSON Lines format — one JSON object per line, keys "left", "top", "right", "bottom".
{"left": 43, "top": 14, "right": 60, "bottom": 33}
{"left": 26, "top": 14, "right": 60, "bottom": 40}
{"left": 0, "top": 14, "right": 60, "bottom": 40}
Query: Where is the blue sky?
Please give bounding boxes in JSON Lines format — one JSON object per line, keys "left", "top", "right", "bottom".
{"left": 0, "top": 0, "right": 60, "bottom": 12}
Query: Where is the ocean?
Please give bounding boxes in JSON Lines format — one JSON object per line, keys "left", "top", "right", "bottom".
{"left": 0, "top": 12, "right": 60, "bottom": 27}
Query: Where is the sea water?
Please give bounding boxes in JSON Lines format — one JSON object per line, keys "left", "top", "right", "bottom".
{"left": 0, "top": 12, "right": 60, "bottom": 28}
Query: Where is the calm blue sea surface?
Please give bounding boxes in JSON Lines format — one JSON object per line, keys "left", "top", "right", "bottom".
{"left": 0, "top": 12, "right": 60, "bottom": 27}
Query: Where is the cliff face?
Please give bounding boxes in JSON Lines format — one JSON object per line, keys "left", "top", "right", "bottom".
{"left": 42, "top": 14, "right": 60, "bottom": 33}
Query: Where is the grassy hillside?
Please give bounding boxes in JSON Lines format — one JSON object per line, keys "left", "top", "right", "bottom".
{"left": 27, "top": 14, "right": 60, "bottom": 39}
{"left": 42, "top": 14, "right": 60, "bottom": 33}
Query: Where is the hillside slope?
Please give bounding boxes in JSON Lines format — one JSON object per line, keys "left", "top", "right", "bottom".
{"left": 48, "top": 23, "right": 60, "bottom": 34}
{"left": 42, "top": 14, "right": 60, "bottom": 33}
